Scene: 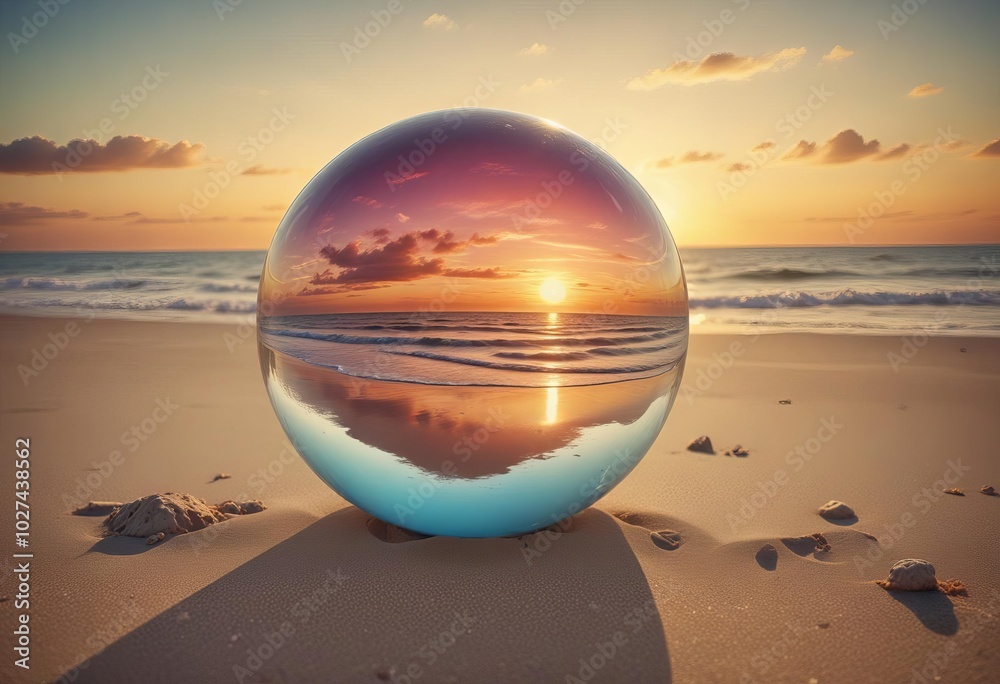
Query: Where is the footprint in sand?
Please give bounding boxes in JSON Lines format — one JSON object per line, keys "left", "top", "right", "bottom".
{"left": 755, "top": 543, "right": 778, "bottom": 570}
{"left": 366, "top": 518, "right": 430, "bottom": 543}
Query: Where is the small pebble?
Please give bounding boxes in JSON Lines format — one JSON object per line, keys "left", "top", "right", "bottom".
{"left": 981, "top": 485, "right": 998, "bottom": 497}
{"left": 146, "top": 532, "right": 165, "bottom": 545}
{"left": 778, "top": 399, "right": 792, "bottom": 405}
{"left": 732, "top": 445, "right": 749, "bottom": 457}
{"left": 650, "top": 530, "right": 684, "bottom": 551}
{"left": 818, "top": 500, "right": 855, "bottom": 520}
{"left": 687, "top": 435, "right": 714, "bottom": 454}
{"left": 210, "top": 473, "right": 232, "bottom": 483}
{"left": 877, "top": 559, "right": 937, "bottom": 591}
{"left": 942, "top": 488, "right": 964, "bottom": 496}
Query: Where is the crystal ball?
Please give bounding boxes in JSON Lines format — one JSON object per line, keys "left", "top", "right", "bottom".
{"left": 258, "top": 109, "right": 688, "bottom": 537}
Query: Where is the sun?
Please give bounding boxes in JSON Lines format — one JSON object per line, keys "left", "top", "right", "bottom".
{"left": 539, "top": 277, "right": 567, "bottom": 305}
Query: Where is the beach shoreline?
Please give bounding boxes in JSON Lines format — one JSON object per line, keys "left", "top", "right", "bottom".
{"left": 2, "top": 314, "right": 999, "bottom": 683}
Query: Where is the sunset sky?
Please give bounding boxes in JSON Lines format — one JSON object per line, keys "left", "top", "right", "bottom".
{"left": 0, "top": 0, "right": 997, "bottom": 251}
{"left": 258, "top": 110, "right": 687, "bottom": 316}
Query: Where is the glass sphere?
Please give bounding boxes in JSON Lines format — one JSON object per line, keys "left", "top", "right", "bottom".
{"left": 258, "top": 109, "right": 688, "bottom": 538}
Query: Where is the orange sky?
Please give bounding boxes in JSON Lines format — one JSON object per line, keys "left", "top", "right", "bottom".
{"left": 258, "top": 110, "right": 686, "bottom": 317}
{"left": 0, "top": 0, "right": 997, "bottom": 251}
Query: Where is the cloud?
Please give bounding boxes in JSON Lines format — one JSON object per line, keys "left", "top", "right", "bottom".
{"left": 973, "top": 138, "right": 1000, "bottom": 158}
{"left": 822, "top": 45, "right": 854, "bottom": 63}
{"left": 519, "top": 43, "right": 549, "bottom": 56}
{"left": 395, "top": 212, "right": 410, "bottom": 223}
{"left": 655, "top": 150, "right": 724, "bottom": 168}
{"left": 385, "top": 170, "right": 429, "bottom": 187}
{"left": 727, "top": 162, "right": 752, "bottom": 172}
{"left": 262, "top": 204, "right": 286, "bottom": 212}
{"left": 520, "top": 77, "right": 561, "bottom": 93}
{"left": 0, "top": 135, "right": 205, "bottom": 174}
{"left": 352, "top": 195, "right": 385, "bottom": 209}
{"left": 470, "top": 161, "right": 518, "bottom": 175}
{"left": 626, "top": 47, "right": 806, "bottom": 89}
{"left": 907, "top": 83, "right": 944, "bottom": 98}
{"left": 423, "top": 13, "right": 457, "bottom": 30}
{"left": 753, "top": 141, "right": 776, "bottom": 151}
{"left": 876, "top": 143, "right": 912, "bottom": 161}
{"left": 783, "top": 140, "right": 817, "bottom": 160}
{"left": 311, "top": 229, "right": 512, "bottom": 290}
{"left": 241, "top": 164, "right": 291, "bottom": 175}
{"left": 0, "top": 201, "right": 88, "bottom": 225}
{"left": 820, "top": 129, "right": 882, "bottom": 163}
{"left": 441, "top": 267, "right": 515, "bottom": 279}
{"left": 92, "top": 211, "right": 143, "bottom": 221}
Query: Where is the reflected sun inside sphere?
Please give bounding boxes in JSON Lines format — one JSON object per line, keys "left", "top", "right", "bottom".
{"left": 257, "top": 109, "right": 689, "bottom": 538}
{"left": 539, "top": 277, "right": 567, "bottom": 305}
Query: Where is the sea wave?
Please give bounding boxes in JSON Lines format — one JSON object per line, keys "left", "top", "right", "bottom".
{"left": 384, "top": 349, "right": 674, "bottom": 375}
{"left": 269, "top": 329, "right": 673, "bottom": 348}
{"left": 1, "top": 276, "right": 150, "bottom": 291}
{"left": 690, "top": 289, "right": 1000, "bottom": 309}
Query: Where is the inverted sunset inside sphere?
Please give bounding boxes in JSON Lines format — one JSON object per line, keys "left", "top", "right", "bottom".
{"left": 258, "top": 109, "right": 688, "bottom": 538}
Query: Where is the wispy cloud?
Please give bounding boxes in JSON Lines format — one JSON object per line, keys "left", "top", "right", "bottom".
{"left": 972, "top": 138, "right": 1000, "bottom": 158}
{"left": 520, "top": 77, "right": 561, "bottom": 93}
{"left": 0, "top": 201, "right": 88, "bottom": 225}
{"left": 821, "top": 45, "right": 854, "bottom": 63}
{"left": 0, "top": 135, "right": 205, "bottom": 174}
{"left": 626, "top": 48, "right": 806, "bottom": 89}
{"left": 241, "top": 164, "right": 292, "bottom": 175}
{"left": 519, "top": 43, "right": 549, "bottom": 56}
{"left": 907, "top": 82, "right": 944, "bottom": 98}
{"left": 422, "top": 13, "right": 457, "bottom": 31}
{"left": 655, "top": 150, "right": 724, "bottom": 168}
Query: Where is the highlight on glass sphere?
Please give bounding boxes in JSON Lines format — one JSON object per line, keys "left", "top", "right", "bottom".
{"left": 257, "top": 109, "right": 688, "bottom": 538}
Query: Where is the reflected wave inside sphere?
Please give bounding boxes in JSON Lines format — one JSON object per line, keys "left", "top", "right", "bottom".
{"left": 258, "top": 109, "right": 688, "bottom": 537}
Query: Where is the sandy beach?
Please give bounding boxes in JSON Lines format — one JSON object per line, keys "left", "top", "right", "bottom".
{"left": 0, "top": 314, "right": 997, "bottom": 683}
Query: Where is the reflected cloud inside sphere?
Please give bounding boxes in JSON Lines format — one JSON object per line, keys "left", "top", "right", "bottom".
{"left": 258, "top": 109, "right": 688, "bottom": 537}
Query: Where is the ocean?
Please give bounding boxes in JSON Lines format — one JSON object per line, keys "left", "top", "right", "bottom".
{"left": 1, "top": 245, "right": 998, "bottom": 336}
{"left": 260, "top": 311, "right": 688, "bottom": 387}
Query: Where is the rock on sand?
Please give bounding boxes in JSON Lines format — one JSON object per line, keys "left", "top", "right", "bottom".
{"left": 818, "top": 500, "right": 855, "bottom": 520}
{"left": 687, "top": 435, "right": 714, "bottom": 454}
{"left": 877, "top": 559, "right": 937, "bottom": 591}
{"left": 103, "top": 492, "right": 266, "bottom": 543}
